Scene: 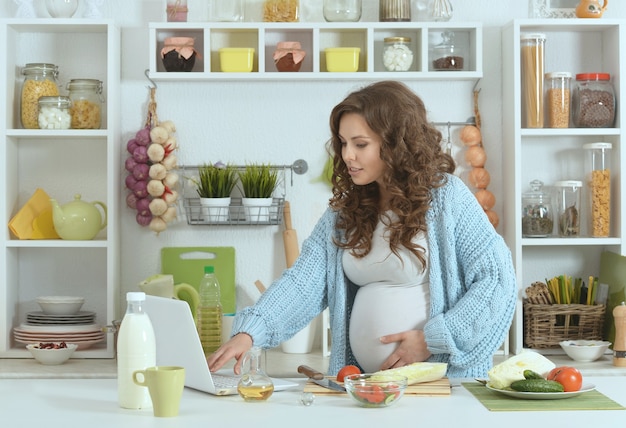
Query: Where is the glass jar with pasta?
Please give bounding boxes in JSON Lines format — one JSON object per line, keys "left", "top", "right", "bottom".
{"left": 520, "top": 33, "right": 545, "bottom": 129}
{"left": 67, "top": 79, "right": 104, "bottom": 129}
{"left": 263, "top": 0, "right": 299, "bottom": 22}
{"left": 20, "top": 63, "right": 60, "bottom": 129}
{"left": 584, "top": 142, "right": 612, "bottom": 238}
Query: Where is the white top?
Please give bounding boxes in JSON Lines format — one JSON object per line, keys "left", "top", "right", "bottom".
{"left": 344, "top": 217, "right": 430, "bottom": 372}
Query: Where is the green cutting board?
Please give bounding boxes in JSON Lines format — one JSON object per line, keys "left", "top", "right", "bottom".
{"left": 161, "top": 247, "right": 236, "bottom": 313}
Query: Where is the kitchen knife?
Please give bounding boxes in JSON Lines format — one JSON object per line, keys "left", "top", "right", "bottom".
{"left": 297, "top": 365, "right": 345, "bottom": 392}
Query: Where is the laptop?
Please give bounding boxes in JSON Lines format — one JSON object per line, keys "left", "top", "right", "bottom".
{"left": 145, "top": 295, "right": 298, "bottom": 395}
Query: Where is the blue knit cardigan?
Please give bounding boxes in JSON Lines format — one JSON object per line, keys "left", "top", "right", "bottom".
{"left": 231, "top": 174, "right": 517, "bottom": 378}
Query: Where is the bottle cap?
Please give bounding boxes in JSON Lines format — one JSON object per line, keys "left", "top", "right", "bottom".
{"left": 126, "top": 291, "right": 146, "bottom": 301}
{"left": 204, "top": 266, "right": 214, "bottom": 274}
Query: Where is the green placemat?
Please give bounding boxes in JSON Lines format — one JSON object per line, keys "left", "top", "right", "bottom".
{"left": 463, "top": 383, "right": 625, "bottom": 412}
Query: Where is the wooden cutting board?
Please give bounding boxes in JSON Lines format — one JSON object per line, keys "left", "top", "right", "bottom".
{"left": 161, "top": 247, "right": 236, "bottom": 313}
{"left": 304, "top": 377, "right": 451, "bottom": 396}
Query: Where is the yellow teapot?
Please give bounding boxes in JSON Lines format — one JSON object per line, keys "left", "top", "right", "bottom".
{"left": 576, "top": 0, "right": 608, "bottom": 18}
{"left": 50, "top": 194, "right": 107, "bottom": 240}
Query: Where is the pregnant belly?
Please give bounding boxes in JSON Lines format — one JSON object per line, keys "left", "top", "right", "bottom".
{"left": 349, "top": 283, "right": 428, "bottom": 372}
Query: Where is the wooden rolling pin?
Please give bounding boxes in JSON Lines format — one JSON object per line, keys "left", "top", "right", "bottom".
{"left": 283, "top": 201, "right": 299, "bottom": 268}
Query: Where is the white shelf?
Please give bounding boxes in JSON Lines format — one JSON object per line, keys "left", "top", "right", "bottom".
{"left": 148, "top": 21, "right": 482, "bottom": 80}
{"left": 0, "top": 19, "right": 121, "bottom": 359}
{"left": 502, "top": 19, "right": 625, "bottom": 354}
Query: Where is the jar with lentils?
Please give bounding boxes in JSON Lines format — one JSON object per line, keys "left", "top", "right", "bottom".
{"left": 572, "top": 73, "right": 615, "bottom": 128}
{"left": 67, "top": 79, "right": 104, "bottom": 129}
{"left": 21, "top": 63, "right": 60, "bottom": 129}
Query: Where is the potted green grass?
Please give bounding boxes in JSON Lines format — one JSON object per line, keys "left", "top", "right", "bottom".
{"left": 238, "top": 163, "right": 279, "bottom": 223}
{"left": 195, "top": 162, "right": 238, "bottom": 222}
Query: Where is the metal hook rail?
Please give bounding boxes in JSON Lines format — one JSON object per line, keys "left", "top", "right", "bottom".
{"left": 179, "top": 160, "right": 308, "bottom": 226}
{"left": 179, "top": 159, "right": 308, "bottom": 186}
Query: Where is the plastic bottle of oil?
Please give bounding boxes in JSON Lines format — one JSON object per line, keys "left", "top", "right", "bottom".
{"left": 196, "top": 265, "right": 222, "bottom": 356}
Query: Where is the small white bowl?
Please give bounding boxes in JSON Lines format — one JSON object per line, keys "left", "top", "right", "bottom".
{"left": 36, "top": 296, "right": 84, "bottom": 315}
{"left": 560, "top": 340, "right": 612, "bottom": 362}
{"left": 27, "top": 343, "right": 77, "bottom": 365}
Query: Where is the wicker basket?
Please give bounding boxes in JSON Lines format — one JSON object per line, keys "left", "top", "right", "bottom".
{"left": 523, "top": 302, "right": 606, "bottom": 349}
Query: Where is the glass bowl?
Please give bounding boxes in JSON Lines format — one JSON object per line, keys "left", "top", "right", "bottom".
{"left": 343, "top": 373, "right": 407, "bottom": 408}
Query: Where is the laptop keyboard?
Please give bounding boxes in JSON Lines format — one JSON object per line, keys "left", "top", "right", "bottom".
{"left": 212, "top": 373, "right": 241, "bottom": 388}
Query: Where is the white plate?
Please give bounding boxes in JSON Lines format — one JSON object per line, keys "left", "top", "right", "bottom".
{"left": 486, "top": 384, "right": 596, "bottom": 400}
{"left": 15, "top": 323, "right": 101, "bottom": 333}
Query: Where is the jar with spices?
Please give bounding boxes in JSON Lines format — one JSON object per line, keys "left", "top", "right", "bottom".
{"left": 273, "top": 42, "right": 306, "bottom": 72}
{"left": 572, "top": 73, "right": 615, "bottom": 128}
{"left": 430, "top": 31, "right": 465, "bottom": 71}
{"left": 264, "top": 0, "right": 299, "bottom": 22}
{"left": 554, "top": 180, "right": 582, "bottom": 237}
{"left": 20, "top": 63, "right": 60, "bottom": 129}
{"left": 161, "top": 37, "right": 198, "bottom": 72}
{"left": 38, "top": 96, "right": 71, "bottom": 130}
{"left": 379, "top": 0, "right": 411, "bottom": 22}
{"left": 522, "top": 179, "right": 553, "bottom": 238}
{"left": 383, "top": 37, "right": 413, "bottom": 72}
{"left": 166, "top": 0, "right": 187, "bottom": 22}
{"left": 520, "top": 33, "right": 546, "bottom": 129}
{"left": 323, "top": 0, "right": 362, "bottom": 22}
{"left": 545, "top": 72, "right": 571, "bottom": 128}
{"left": 583, "top": 142, "right": 612, "bottom": 237}
{"left": 67, "top": 79, "right": 104, "bottom": 129}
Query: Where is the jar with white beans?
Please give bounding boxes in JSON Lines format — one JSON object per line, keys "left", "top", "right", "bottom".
{"left": 38, "top": 96, "right": 72, "bottom": 130}
{"left": 382, "top": 37, "right": 413, "bottom": 71}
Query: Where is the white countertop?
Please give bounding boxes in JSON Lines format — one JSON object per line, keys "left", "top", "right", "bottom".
{"left": 2, "top": 349, "right": 626, "bottom": 427}
{"left": 1, "top": 376, "right": 624, "bottom": 428}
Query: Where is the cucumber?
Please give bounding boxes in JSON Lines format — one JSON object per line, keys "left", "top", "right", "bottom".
{"left": 523, "top": 369, "right": 544, "bottom": 380}
{"left": 510, "top": 379, "right": 564, "bottom": 393}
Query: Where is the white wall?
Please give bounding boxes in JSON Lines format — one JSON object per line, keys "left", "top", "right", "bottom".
{"left": 2, "top": 1, "right": 625, "bottom": 315}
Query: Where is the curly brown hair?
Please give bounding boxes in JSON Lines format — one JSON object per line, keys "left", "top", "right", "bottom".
{"left": 328, "top": 80, "right": 455, "bottom": 269}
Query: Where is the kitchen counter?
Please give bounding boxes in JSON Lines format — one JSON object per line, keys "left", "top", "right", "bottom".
{"left": 2, "top": 349, "right": 626, "bottom": 427}
{"left": 1, "top": 376, "right": 624, "bottom": 428}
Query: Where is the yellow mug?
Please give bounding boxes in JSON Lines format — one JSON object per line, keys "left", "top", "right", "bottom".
{"left": 132, "top": 366, "right": 185, "bottom": 417}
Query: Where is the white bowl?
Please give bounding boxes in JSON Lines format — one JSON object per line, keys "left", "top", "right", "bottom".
{"left": 26, "top": 343, "right": 77, "bottom": 365}
{"left": 559, "top": 340, "right": 612, "bottom": 362}
{"left": 36, "top": 296, "right": 84, "bottom": 315}
{"left": 45, "top": 0, "right": 79, "bottom": 18}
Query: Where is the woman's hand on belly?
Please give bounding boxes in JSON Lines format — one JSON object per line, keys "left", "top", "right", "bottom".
{"left": 378, "top": 329, "right": 431, "bottom": 370}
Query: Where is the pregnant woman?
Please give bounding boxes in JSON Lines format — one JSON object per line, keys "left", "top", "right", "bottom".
{"left": 208, "top": 80, "right": 517, "bottom": 379}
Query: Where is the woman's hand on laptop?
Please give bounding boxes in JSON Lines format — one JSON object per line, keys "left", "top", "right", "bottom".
{"left": 207, "top": 333, "right": 253, "bottom": 375}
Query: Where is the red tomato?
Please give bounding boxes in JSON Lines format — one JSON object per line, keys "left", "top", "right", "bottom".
{"left": 547, "top": 366, "right": 583, "bottom": 392}
{"left": 337, "top": 365, "right": 361, "bottom": 382}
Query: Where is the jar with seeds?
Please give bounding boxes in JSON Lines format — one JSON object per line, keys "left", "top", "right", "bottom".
{"left": 522, "top": 179, "right": 553, "bottom": 237}
{"left": 545, "top": 71, "right": 571, "bottom": 128}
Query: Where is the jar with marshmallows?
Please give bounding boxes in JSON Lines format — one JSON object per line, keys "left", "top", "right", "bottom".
{"left": 383, "top": 37, "right": 413, "bottom": 71}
